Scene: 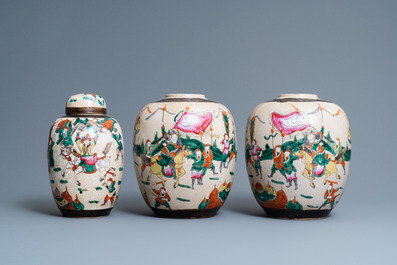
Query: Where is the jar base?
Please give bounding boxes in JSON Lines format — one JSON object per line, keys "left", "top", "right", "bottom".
{"left": 59, "top": 208, "right": 112, "bottom": 218}
{"left": 150, "top": 207, "right": 220, "bottom": 219}
{"left": 262, "top": 208, "right": 331, "bottom": 220}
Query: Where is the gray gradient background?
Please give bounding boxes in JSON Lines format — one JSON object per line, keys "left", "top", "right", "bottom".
{"left": 1, "top": 1, "right": 396, "bottom": 264}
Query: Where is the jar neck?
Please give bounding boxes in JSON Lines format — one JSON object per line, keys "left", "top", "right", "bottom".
{"left": 165, "top": 94, "right": 207, "bottom": 100}
{"left": 278, "top": 94, "right": 319, "bottom": 100}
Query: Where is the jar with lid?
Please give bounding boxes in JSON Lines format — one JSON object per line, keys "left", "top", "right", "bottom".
{"left": 48, "top": 93, "right": 124, "bottom": 217}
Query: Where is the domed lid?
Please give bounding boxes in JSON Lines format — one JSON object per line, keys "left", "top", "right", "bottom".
{"left": 65, "top": 93, "right": 107, "bottom": 115}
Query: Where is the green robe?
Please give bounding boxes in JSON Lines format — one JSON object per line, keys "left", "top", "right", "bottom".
{"left": 155, "top": 200, "right": 170, "bottom": 209}
{"left": 313, "top": 152, "right": 330, "bottom": 167}
{"left": 280, "top": 155, "right": 298, "bottom": 175}
{"left": 56, "top": 124, "right": 73, "bottom": 147}
{"left": 189, "top": 154, "right": 206, "bottom": 175}
{"left": 113, "top": 133, "right": 123, "bottom": 151}
{"left": 106, "top": 182, "right": 116, "bottom": 193}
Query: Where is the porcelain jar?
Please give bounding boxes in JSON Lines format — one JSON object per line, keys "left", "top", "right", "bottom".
{"left": 133, "top": 94, "right": 237, "bottom": 218}
{"left": 48, "top": 93, "right": 124, "bottom": 217}
{"left": 245, "top": 94, "right": 351, "bottom": 219}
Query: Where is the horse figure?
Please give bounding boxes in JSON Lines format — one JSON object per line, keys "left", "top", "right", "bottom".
{"left": 60, "top": 142, "right": 111, "bottom": 186}
{"left": 147, "top": 146, "right": 191, "bottom": 188}
{"left": 294, "top": 147, "right": 341, "bottom": 188}
{"left": 60, "top": 145, "right": 84, "bottom": 185}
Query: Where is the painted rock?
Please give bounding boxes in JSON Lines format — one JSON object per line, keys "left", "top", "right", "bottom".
{"left": 245, "top": 94, "right": 351, "bottom": 219}
{"left": 133, "top": 94, "right": 237, "bottom": 218}
{"left": 47, "top": 93, "right": 124, "bottom": 217}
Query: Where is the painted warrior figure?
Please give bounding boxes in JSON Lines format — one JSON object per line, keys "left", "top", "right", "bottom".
{"left": 152, "top": 184, "right": 171, "bottom": 209}
{"left": 304, "top": 126, "right": 324, "bottom": 150}
{"left": 250, "top": 139, "right": 263, "bottom": 178}
{"left": 319, "top": 180, "right": 342, "bottom": 209}
{"left": 169, "top": 131, "right": 183, "bottom": 156}
{"left": 140, "top": 139, "right": 153, "bottom": 178}
{"left": 220, "top": 134, "right": 231, "bottom": 172}
{"left": 282, "top": 149, "right": 298, "bottom": 190}
{"left": 56, "top": 119, "right": 74, "bottom": 147}
{"left": 112, "top": 128, "right": 123, "bottom": 161}
{"left": 156, "top": 128, "right": 181, "bottom": 179}
{"left": 311, "top": 142, "right": 329, "bottom": 176}
{"left": 203, "top": 144, "right": 217, "bottom": 175}
{"left": 268, "top": 145, "right": 284, "bottom": 178}
{"left": 76, "top": 133, "right": 98, "bottom": 174}
{"left": 95, "top": 118, "right": 123, "bottom": 161}
{"left": 160, "top": 139, "right": 177, "bottom": 179}
{"left": 101, "top": 176, "right": 116, "bottom": 206}
{"left": 59, "top": 145, "right": 81, "bottom": 180}
{"left": 331, "top": 137, "right": 346, "bottom": 174}
{"left": 304, "top": 126, "right": 330, "bottom": 179}
{"left": 190, "top": 149, "right": 205, "bottom": 190}
{"left": 53, "top": 187, "right": 84, "bottom": 210}
{"left": 100, "top": 167, "right": 116, "bottom": 185}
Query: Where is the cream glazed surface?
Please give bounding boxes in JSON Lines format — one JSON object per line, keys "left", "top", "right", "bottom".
{"left": 245, "top": 94, "right": 351, "bottom": 218}
{"left": 133, "top": 94, "right": 236, "bottom": 216}
{"left": 48, "top": 94, "right": 124, "bottom": 216}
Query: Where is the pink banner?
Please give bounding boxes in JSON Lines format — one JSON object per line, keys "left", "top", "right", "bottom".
{"left": 272, "top": 111, "right": 310, "bottom": 135}
{"left": 173, "top": 112, "right": 212, "bottom": 134}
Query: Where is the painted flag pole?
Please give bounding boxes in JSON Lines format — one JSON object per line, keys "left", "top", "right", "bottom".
{"left": 210, "top": 124, "right": 213, "bottom": 145}
{"left": 319, "top": 104, "right": 324, "bottom": 126}
{"left": 162, "top": 105, "right": 167, "bottom": 123}
{"left": 271, "top": 125, "right": 275, "bottom": 148}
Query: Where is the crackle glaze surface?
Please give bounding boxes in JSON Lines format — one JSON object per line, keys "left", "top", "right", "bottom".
{"left": 245, "top": 94, "right": 351, "bottom": 214}
{"left": 48, "top": 95, "right": 123, "bottom": 212}
{"left": 133, "top": 94, "right": 236, "bottom": 212}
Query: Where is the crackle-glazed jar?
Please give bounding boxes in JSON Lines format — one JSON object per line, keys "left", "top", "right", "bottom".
{"left": 245, "top": 94, "right": 351, "bottom": 219}
{"left": 133, "top": 94, "right": 237, "bottom": 218}
{"left": 48, "top": 93, "right": 124, "bottom": 217}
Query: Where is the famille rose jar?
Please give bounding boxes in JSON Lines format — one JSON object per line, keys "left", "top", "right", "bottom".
{"left": 47, "top": 93, "right": 124, "bottom": 217}
{"left": 133, "top": 94, "right": 237, "bottom": 218}
{"left": 245, "top": 94, "right": 351, "bottom": 219}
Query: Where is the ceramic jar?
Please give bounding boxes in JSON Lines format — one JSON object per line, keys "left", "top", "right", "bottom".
{"left": 47, "top": 93, "right": 124, "bottom": 217}
{"left": 245, "top": 94, "right": 351, "bottom": 219}
{"left": 133, "top": 94, "right": 237, "bottom": 218}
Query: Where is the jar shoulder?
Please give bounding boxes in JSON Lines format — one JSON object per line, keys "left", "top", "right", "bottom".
{"left": 49, "top": 116, "right": 123, "bottom": 136}
{"left": 137, "top": 101, "right": 235, "bottom": 118}
{"left": 249, "top": 100, "right": 348, "bottom": 119}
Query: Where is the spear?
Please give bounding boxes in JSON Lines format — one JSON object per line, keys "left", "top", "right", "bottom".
{"left": 162, "top": 105, "right": 167, "bottom": 123}
{"left": 271, "top": 125, "right": 275, "bottom": 148}
{"left": 318, "top": 103, "right": 324, "bottom": 126}
{"left": 210, "top": 124, "right": 213, "bottom": 144}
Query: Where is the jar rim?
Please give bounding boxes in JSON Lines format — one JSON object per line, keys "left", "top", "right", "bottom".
{"left": 165, "top": 94, "right": 207, "bottom": 99}
{"left": 278, "top": 94, "right": 318, "bottom": 99}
